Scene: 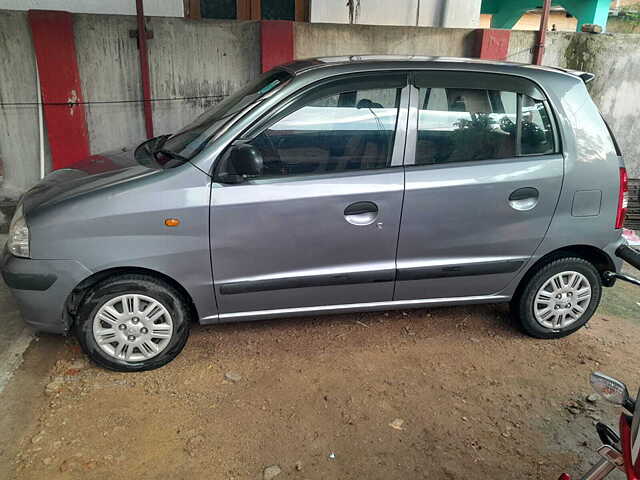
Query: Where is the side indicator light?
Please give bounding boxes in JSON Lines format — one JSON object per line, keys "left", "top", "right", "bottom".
{"left": 164, "top": 218, "right": 180, "bottom": 227}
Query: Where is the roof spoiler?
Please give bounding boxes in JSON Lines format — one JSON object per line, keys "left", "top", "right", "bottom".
{"left": 549, "top": 66, "right": 595, "bottom": 83}
{"left": 576, "top": 71, "right": 596, "bottom": 83}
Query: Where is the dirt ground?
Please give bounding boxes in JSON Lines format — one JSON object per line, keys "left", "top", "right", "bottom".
{"left": 2, "top": 275, "right": 639, "bottom": 480}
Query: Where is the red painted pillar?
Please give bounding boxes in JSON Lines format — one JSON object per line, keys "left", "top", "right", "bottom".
{"left": 260, "top": 20, "right": 294, "bottom": 73}
{"left": 28, "top": 10, "right": 90, "bottom": 170}
{"left": 475, "top": 29, "right": 511, "bottom": 61}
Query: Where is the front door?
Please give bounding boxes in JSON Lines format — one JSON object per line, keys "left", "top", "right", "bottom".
{"left": 395, "top": 71, "right": 564, "bottom": 301}
{"left": 211, "top": 73, "right": 409, "bottom": 317}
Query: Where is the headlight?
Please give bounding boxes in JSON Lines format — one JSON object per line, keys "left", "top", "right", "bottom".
{"left": 7, "top": 204, "right": 30, "bottom": 258}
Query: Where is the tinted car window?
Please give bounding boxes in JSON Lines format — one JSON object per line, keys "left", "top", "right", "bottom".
{"left": 416, "top": 87, "right": 517, "bottom": 165}
{"left": 241, "top": 86, "right": 401, "bottom": 178}
{"left": 521, "top": 95, "right": 555, "bottom": 155}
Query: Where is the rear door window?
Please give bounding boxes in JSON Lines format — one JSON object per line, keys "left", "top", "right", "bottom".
{"left": 413, "top": 72, "right": 557, "bottom": 165}
{"left": 416, "top": 87, "right": 517, "bottom": 164}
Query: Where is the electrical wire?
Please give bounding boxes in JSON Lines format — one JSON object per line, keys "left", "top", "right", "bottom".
{"left": 2, "top": 50, "right": 539, "bottom": 108}
{"left": 0, "top": 94, "right": 226, "bottom": 107}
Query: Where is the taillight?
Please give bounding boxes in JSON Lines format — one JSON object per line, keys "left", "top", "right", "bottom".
{"left": 616, "top": 167, "right": 628, "bottom": 229}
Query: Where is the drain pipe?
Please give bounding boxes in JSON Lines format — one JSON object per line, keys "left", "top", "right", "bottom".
{"left": 35, "top": 62, "right": 45, "bottom": 179}
{"left": 136, "top": 0, "right": 154, "bottom": 138}
{"left": 534, "top": 0, "right": 552, "bottom": 65}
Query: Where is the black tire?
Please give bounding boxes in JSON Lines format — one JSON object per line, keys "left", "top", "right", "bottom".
{"left": 74, "top": 274, "right": 191, "bottom": 372}
{"left": 512, "top": 257, "right": 602, "bottom": 339}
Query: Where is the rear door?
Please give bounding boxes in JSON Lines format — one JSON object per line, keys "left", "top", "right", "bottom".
{"left": 395, "top": 71, "right": 563, "bottom": 301}
{"left": 211, "top": 73, "right": 409, "bottom": 317}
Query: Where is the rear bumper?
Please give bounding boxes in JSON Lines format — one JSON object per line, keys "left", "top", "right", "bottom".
{"left": 597, "top": 236, "right": 625, "bottom": 287}
{"left": 0, "top": 246, "right": 92, "bottom": 334}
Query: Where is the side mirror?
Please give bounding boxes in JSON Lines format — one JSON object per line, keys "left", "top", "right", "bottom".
{"left": 229, "top": 144, "right": 263, "bottom": 178}
{"left": 590, "top": 372, "right": 632, "bottom": 408}
{"left": 134, "top": 135, "right": 169, "bottom": 165}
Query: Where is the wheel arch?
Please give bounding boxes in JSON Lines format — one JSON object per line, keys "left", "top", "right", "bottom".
{"left": 64, "top": 266, "right": 198, "bottom": 328}
{"left": 513, "top": 245, "right": 616, "bottom": 302}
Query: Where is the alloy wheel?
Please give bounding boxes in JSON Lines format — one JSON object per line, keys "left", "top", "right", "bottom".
{"left": 533, "top": 271, "right": 592, "bottom": 329}
{"left": 92, "top": 294, "right": 174, "bottom": 361}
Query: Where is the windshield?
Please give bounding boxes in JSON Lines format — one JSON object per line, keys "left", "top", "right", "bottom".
{"left": 159, "top": 70, "right": 292, "bottom": 160}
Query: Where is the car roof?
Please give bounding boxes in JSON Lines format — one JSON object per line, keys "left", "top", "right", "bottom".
{"left": 279, "top": 55, "right": 593, "bottom": 83}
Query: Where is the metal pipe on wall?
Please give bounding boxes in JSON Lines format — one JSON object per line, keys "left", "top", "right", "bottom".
{"left": 35, "top": 61, "right": 45, "bottom": 179}
{"left": 440, "top": 0, "right": 450, "bottom": 27}
{"left": 136, "top": 0, "right": 154, "bottom": 139}
{"left": 534, "top": 0, "right": 552, "bottom": 65}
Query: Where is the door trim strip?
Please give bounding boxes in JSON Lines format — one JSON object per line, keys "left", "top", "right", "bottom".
{"left": 202, "top": 294, "right": 510, "bottom": 323}
{"left": 219, "top": 269, "right": 395, "bottom": 295}
{"left": 219, "top": 258, "right": 526, "bottom": 295}
{"left": 397, "top": 259, "right": 524, "bottom": 281}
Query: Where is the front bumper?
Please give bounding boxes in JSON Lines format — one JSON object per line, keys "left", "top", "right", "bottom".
{"left": 0, "top": 246, "right": 92, "bottom": 334}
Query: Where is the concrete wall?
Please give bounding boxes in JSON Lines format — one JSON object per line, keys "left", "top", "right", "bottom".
{"left": 295, "top": 23, "right": 477, "bottom": 59}
{"left": 309, "top": 0, "right": 481, "bottom": 28}
{"left": 0, "top": 11, "right": 44, "bottom": 198}
{"left": 0, "top": 0, "right": 183, "bottom": 17}
{"left": 0, "top": 13, "right": 260, "bottom": 198}
{"left": 75, "top": 15, "right": 260, "bottom": 154}
{"left": 506, "top": 29, "right": 537, "bottom": 63}
{"left": 147, "top": 18, "right": 260, "bottom": 137}
{"left": 75, "top": 14, "right": 145, "bottom": 155}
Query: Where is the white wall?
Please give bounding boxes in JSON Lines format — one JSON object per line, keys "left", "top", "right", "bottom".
{"left": 0, "top": 0, "right": 183, "bottom": 17}
{"left": 310, "top": 0, "right": 480, "bottom": 28}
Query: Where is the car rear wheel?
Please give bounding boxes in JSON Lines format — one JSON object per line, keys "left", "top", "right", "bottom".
{"left": 74, "top": 274, "right": 191, "bottom": 372}
{"left": 512, "top": 257, "right": 602, "bottom": 339}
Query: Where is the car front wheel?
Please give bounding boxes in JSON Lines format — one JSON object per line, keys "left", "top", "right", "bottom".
{"left": 512, "top": 257, "right": 602, "bottom": 339}
{"left": 74, "top": 274, "right": 191, "bottom": 372}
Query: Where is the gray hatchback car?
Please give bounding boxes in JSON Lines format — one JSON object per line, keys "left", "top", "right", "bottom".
{"left": 1, "top": 56, "right": 627, "bottom": 371}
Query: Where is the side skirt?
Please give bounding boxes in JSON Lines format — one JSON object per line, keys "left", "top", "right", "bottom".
{"left": 199, "top": 294, "right": 511, "bottom": 325}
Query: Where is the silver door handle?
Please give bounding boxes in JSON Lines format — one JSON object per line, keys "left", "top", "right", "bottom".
{"left": 509, "top": 187, "right": 539, "bottom": 211}
{"left": 344, "top": 201, "right": 379, "bottom": 226}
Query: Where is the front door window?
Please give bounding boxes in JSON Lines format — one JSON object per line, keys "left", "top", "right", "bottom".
{"left": 216, "top": 78, "right": 403, "bottom": 181}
